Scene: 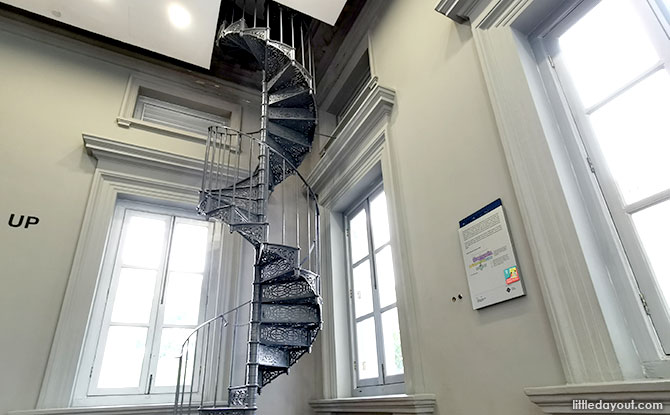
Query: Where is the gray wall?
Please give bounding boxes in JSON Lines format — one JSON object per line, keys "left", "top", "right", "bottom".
{"left": 0, "top": 22, "right": 320, "bottom": 415}
{"left": 309, "top": 0, "right": 566, "bottom": 413}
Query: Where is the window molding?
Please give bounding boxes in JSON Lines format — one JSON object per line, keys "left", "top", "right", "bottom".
{"left": 526, "top": 380, "right": 670, "bottom": 414}
{"left": 116, "top": 74, "right": 243, "bottom": 143}
{"left": 37, "top": 134, "right": 243, "bottom": 409}
{"left": 310, "top": 394, "right": 436, "bottom": 415}
{"left": 307, "top": 83, "right": 427, "bottom": 400}
{"left": 435, "top": 0, "right": 631, "bottom": 385}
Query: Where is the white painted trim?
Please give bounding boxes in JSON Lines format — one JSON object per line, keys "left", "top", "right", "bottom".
{"left": 434, "top": 0, "right": 485, "bottom": 23}
{"left": 83, "top": 134, "right": 204, "bottom": 176}
{"left": 525, "top": 380, "right": 670, "bottom": 414}
{"left": 310, "top": 394, "right": 436, "bottom": 414}
{"left": 308, "top": 84, "right": 427, "bottom": 398}
{"left": 37, "top": 135, "right": 242, "bottom": 409}
{"left": 436, "top": 0, "right": 628, "bottom": 384}
{"left": 10, "top": 403, "right": 174, "bottom": 415}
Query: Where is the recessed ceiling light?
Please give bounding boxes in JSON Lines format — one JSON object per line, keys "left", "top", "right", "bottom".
{"left": 168, "top": 3, "right": 191, "bottom": 29}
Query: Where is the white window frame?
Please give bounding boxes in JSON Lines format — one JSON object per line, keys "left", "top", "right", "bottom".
{"left": 436, "top": 0, "right": 670, "bottom": 386}
{"left": 134, "top": 95, "right": 231, "bottom": 138}
{"left": 538, "top": 0, "right": 670, "bottom": 357}
{"left": 116, "top": 73, "right": 243, "bottom": 143}
{"left": 73, "top": 200, "right": 212, "bottom": 406}
{"left": 37, "top": 135, "right": 244, "bottom": 410}
{"left": 344, "top": 183, "right": 405, "bottom": 396}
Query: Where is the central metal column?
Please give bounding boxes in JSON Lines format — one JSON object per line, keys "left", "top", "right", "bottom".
{"left": 244, "top": 27, "right": 271, "bottom": 410}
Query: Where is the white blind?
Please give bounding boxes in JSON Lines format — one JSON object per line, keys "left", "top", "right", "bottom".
{"left": 134, "top": 95, "right": 229, "bottom": 136}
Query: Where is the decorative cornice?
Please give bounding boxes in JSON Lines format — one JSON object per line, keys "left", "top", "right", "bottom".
{"left": 310, "top": 394, "right": 436, "bottom": 414}
{"left": 435, "top": 0, "right": 531, "bottom": 29}
{"left": 83, "top": 134, "right": 203, "bottom": 177}
{"left": 525, "top": 381, "right": 670, "bottom": 414}
{"left": 307, "top": 82, "right": 395, "bottom": 207}
{"left": 435, "top": 0, "right": 485, "bottom": 23}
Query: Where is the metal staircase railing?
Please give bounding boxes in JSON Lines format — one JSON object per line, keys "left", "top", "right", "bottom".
{"left": 175, "top": 301, "right": 252, "bottom": 415}
{"left": 176, "top": 126, "right": 320, "bottom": 415}
{"left": 174, "top": 1, "right": 320, "bottom": 412}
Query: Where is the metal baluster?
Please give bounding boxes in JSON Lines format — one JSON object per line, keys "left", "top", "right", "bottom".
{"left": 187, "top": 333, "right": 199, "bottom": 413}
{"left": 232, "top": 0, "right": 235, "bottom": 23}
{"left": 279, "top": 6, "right": 283, "bottom": 43}
{"left": 308, "top": 29, "right": 313, "bottom": 76}
{"left": 200, "top": 324, "right": 211, "bottom": 409}
{"left": 213, "top": 317, "right": 224, "bottom": 407}
{"left": 307, "top": 188, "right": 311, "bottom": 270}
{"left": 174, "top": 355, "right": 183, "bottom": 415}
{"left": 282, "top": 158, "right": 286, "bottom": 244}
{"left": 216, "top": 131, "right": 225, "bottom": 208}
{"left": 316, "top": 202, "right": 321, "bottom": 275}
{"left": 202, "top": 128, "right": 212, "bottom": 192}
{"left": 266, "top": 1, "right": 270, "bottom": 40}
{"left": 232, "top": 133, "right": 241, "bottom": 216}
{"left": 291, "top": 13, "right": 295, "bottom": 49}
{"left": 253, "top": 0, "right": 257, "bottom": 28}
{"left": 314, "top": 196, "right": 320, "bottom": 274}
{"left": 180, "top": 340, "right": 189, "bottom": 414}
{"left": 300, "top": 21, "right": 305, "bottom": 66}
{"left": 296, "top": 180, "right": 299, "bottom": 247}
{"left": 225, "top": 132, "right": 233, "bottom": 192}
{"left": 229, "top": 307, "right": 239, "bottom": 390}
{"left": 248, "top": 138, "right": 254, "bottom": 215}
{"left": 243, "top": 0, "right": 247, "bottom": 26}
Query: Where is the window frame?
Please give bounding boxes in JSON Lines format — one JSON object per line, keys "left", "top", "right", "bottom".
{"left": 542, "top": 0, "right": 670, "bottom": 355}
{"left": 517, "top": 0, "right": 670, "bottom": 376}
{"left": 344, "top": 183, "right": 405, "bottom": 396}
{"left": 133, "top": 94, "right": 231, "bottom": 138}
{"left": 73, "top": 199, "right": 213, "bottom": 406}
{"left": 116, "top": 73, "right": 243, "bottom": 143}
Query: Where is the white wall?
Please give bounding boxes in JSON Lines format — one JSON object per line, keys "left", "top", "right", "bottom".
{"left": 0, "top": 21, "right": 321, "bottom": 415}
{"left": 311, "top": 0, "right": 566, "bottom": 413}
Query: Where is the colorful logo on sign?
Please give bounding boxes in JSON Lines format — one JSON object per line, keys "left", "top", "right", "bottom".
{"left": 505, "top": 266, "right": 519, "bottom": 285}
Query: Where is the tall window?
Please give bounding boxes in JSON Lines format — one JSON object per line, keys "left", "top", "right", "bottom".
{"left": 345, "top": 185, "right": 404, "bottom": 395}
{"left": 546, "top": 0, "right": 670, "bottom": 352}
{"left": 75, "top": 200, "right": 212, "bottom": 405}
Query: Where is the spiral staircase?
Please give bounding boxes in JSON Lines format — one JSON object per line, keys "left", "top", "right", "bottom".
{"left": 174, "top": 2, "right": 320, "bottom": 415}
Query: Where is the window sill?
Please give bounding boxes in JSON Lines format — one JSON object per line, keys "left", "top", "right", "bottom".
{"left": 116, "top": 116, "right": 207, "bottom": 143}
{"left": 310, "top": 394, "right": 436, "bottom": 414}
{"left": 525, "top": 380, "right": 670, "bottom": 414}
{"left": 9, "top": 403, "right": 174, "bottom": 415}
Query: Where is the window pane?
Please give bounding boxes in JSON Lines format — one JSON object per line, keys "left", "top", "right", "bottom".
{"left": 353, "top": 260, "right": 373, "bottom": 318}
{"left": 169, "top": 222, "right": 209, "bottom": 273}
{"left": 111, "top": 268, "right": 157, "bottom": 324}
{"left": 121, "top": 215, "right": 167, "bottom": 269}
{"left": 633, "top": 200, "right": 670, "bottom": 310}
{"left": 97, "top": 326, "right": 147, "bottom": 389}
{"left": 589, "top": 70, "right": 670, "bottom": 204}
{"left": 370, "top": 191, "right": 390, "bottom": 247}
{"left": 163, "top": 272, "right": 204, "bottom": 325}
{"left": 349, "top": 209, "right": 369, "bottom": 263}
{"left": 381, "top": 308, "right": 404, "bottom": 377}
{"left": 559, "top": 0, "right": 660, "bottom": 108}
{"left": 376, "top": 245, "right": 397, "bottom": 308}
{"left": 356, "top": 317, "right": 379, "bottom": 380}
{"left": 154, "top": 328, "right": 195, "bottom": 387}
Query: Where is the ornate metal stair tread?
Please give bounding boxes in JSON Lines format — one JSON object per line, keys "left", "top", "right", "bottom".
{"left": 268, "top": 86, "right": 311, "bottom": 106}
